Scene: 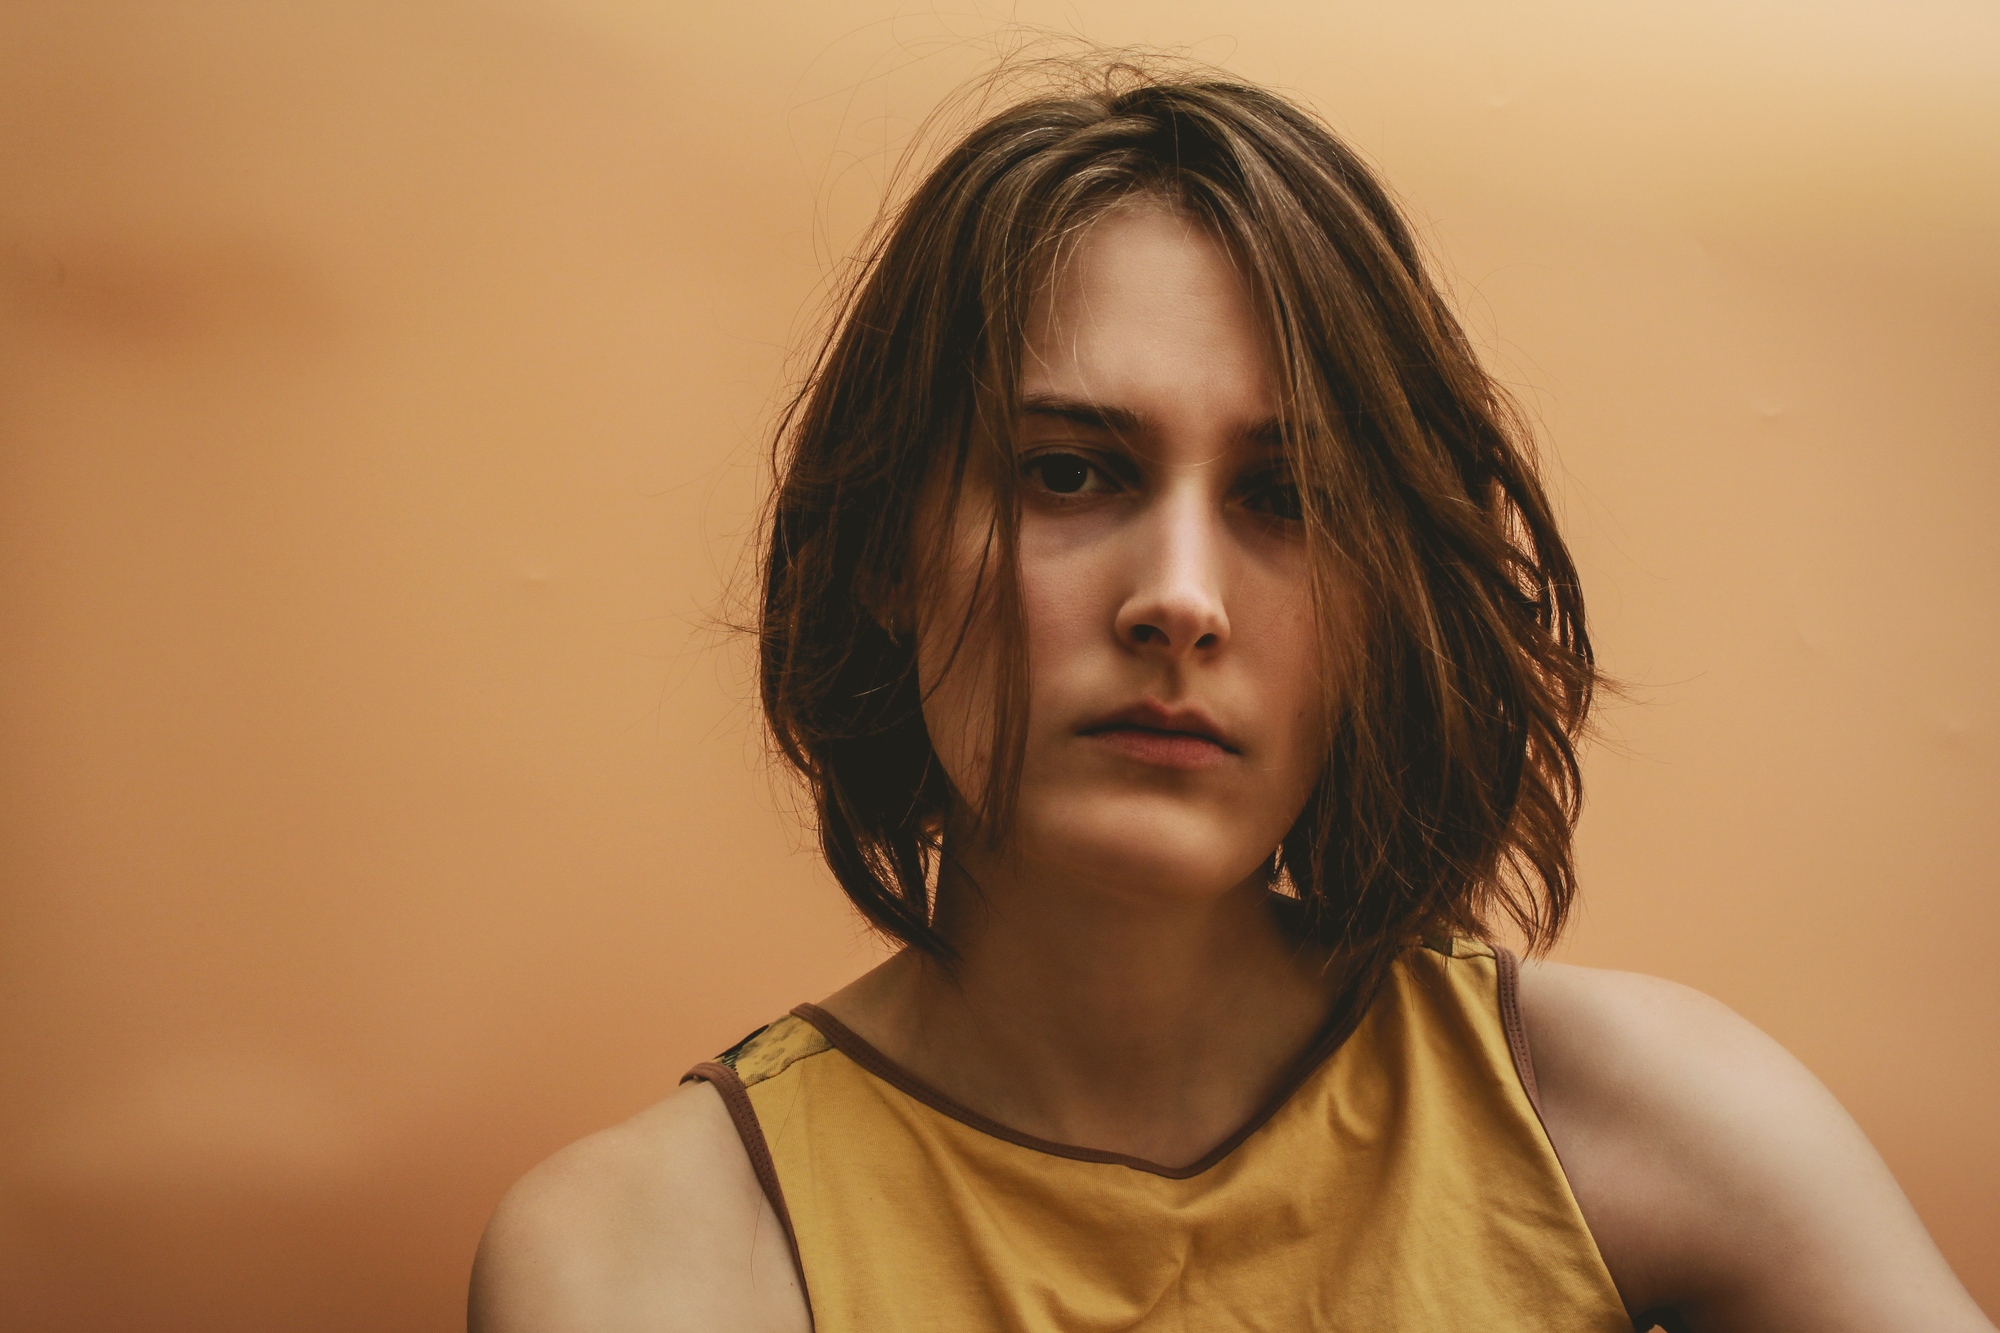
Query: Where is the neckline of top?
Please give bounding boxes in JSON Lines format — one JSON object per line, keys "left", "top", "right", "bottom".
{"left": 787, "top": 989, "right": 1370, "bottom": 1180}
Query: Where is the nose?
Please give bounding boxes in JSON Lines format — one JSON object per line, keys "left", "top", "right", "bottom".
{"left": 1114, "top": 488, "right": 1231, "bottom": 657}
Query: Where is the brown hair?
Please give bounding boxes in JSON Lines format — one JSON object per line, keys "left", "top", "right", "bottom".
{"left": 758, "top": 59, "right": 1600, "bottom": 997}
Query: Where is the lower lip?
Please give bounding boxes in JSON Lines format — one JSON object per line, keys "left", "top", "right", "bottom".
{"left": 1086, "top": 728, "right": 1232, "bottom": 770}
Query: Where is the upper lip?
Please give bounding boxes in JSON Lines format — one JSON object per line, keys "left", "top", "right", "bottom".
{"left": 1079, "top": 699, "right": 1240, "bottom": 753}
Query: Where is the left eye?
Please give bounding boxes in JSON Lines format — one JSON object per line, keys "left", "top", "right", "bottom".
{"left": 1243, "top": 475, "right": 1304, "bottom": 521}
{"left": 1025, "top": 453, "right": 1103, "bottom": 496}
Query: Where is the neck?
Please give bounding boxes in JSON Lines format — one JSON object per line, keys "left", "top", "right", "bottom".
{"left": 820, "top": 843, "right": 1343, "bottom": 1168}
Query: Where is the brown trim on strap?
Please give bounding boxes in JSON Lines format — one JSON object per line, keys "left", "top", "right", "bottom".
{"left": 1492, "top": 945, "right": 1544, "bottom": 1116}
{"left": 789, "top": 1000, "right": 1367, "bottom": 1181}
{"left": 681, "top": 1060, "right": 812, "bottom": 1318}
{"left": 1495, "top": 948, "right": 1633, "bottom": 1323}
{"left": 1494, "top": 943, "right": 1585, "bottom": 1183}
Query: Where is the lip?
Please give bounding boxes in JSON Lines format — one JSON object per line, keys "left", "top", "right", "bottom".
{"left": 1078, "top": 698, "right": 1239, "bottom": 770}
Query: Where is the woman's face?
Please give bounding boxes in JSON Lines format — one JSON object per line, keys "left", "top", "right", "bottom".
{"left": 918, "top": 202, "right": 1331, "bottom": 905}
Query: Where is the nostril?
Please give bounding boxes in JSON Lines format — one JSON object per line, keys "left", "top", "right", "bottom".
{"left": 1195, "top": 632, "right": 1218, "bottom": 649}
{"left": 1132, "top": 624, "right": 1163, "bottom": 645}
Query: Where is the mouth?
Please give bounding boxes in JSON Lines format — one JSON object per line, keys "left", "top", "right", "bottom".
{"left": 1078, "top": 699, "right": 1239, "bottom": 770}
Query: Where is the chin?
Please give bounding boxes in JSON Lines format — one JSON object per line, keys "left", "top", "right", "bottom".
{"left": 1018, "top": 791, "right": 1277, "bottom": 906}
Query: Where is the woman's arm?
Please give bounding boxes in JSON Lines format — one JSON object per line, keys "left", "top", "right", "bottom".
{"left": 1519, "top": 960, "right": 1993, "bottom": 1332}
{"left": 468, "top": 1081, "right": 809, "bottom": 1333}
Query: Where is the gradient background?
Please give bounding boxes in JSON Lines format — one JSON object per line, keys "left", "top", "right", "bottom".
{"left": 2, "top": 2, "right": 1994, "bottom": 1328}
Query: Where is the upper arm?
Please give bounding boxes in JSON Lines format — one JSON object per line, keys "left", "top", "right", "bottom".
{"left": 1516, "top": 960, "right": 1992, "bottom": 1333}
{"left": 468, "top": 1080, "right": 809, "bottom": 1333}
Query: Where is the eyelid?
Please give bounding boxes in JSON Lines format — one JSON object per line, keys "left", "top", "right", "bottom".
{"left": 1235, "top": 462, "right": 1297, "bottom": 491}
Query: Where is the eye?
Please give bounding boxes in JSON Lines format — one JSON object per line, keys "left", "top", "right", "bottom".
{"left": 1241, "top": 470, "right": 1304, "bottom": 522}
{"left": 1023, "top": 451, "right": 1115, "bottom": 499}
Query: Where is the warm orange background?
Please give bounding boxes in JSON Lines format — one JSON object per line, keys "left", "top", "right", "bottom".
{"left": 1, "top": 2, "right": 1993, "bottom": 1328}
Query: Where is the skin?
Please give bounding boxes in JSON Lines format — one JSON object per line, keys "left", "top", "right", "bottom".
{"left": 468, "top": 204, "right": 1993, "bottom": 1333}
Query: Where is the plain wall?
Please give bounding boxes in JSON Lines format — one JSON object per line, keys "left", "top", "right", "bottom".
{"left": 1, "top": 2, "right": 1994, "bottom": 1327}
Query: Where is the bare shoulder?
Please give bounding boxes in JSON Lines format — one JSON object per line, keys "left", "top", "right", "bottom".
{"left": 468, "top": 1080, "right": 809, "bottom": 1333}
{"left": 1515, "top": 960, "right": 1991, "bottom": 1333}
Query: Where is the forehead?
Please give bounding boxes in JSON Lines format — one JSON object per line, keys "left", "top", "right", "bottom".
{"left": 1021, "top": 202, "right": 1276, "bottom": 436}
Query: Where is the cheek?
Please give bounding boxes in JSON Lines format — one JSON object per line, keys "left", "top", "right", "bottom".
{"left": 1275, "top": 581, "right": 1325, "bottom": 702}
{"left": 1244, "top": 567, "right": 1334, "bottom": 789}
{"left": 1015, "top": 548, "right": 1105, "bottom": 692}
{"left": 926, "top": 533, "right": 1104, "bottom": 787}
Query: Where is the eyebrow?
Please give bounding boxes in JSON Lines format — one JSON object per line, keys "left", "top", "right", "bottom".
{"left": 1018, "top": 394, "right": 1144, "bottom": 436}
{"left": 1018, "top": 393, "right": 1288, "bottom": 449}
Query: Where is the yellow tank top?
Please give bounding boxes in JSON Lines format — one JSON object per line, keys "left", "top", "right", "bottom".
{"left": 686, "top": 940, "right": 1632, "bottom": 1331}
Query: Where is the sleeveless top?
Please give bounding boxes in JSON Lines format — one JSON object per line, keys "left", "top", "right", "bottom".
{"left": 684, "top": 939, "right": 1633, "bottom": 1331}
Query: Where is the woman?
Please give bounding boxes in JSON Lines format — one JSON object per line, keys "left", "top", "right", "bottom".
{"left": 469, "top": 67, "right": 1991, "bottom": 1332}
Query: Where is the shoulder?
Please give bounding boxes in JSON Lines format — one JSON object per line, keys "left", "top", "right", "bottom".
{"left": 468, "top": 1078, "right": 809, "bottom": 1333}
{"left": 1514, "top": 959, "right": 1991, "bottom": 1332}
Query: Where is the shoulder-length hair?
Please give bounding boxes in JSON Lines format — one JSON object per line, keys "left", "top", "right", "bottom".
{"left": 758, "top": 61, "right": 1600, "bottom": 994}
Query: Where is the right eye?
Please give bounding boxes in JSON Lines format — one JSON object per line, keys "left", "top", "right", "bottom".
{"left": 1023, "top": 451, "right": 1113, "bottom": 498}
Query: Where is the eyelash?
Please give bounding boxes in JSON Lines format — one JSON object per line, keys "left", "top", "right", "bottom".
{"left": 1020, "top": 450, "right": 1304, "bottom": 521}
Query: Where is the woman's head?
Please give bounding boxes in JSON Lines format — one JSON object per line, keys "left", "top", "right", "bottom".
{"left": 760, "top": 62, "right": 1598, "bottom": 974}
